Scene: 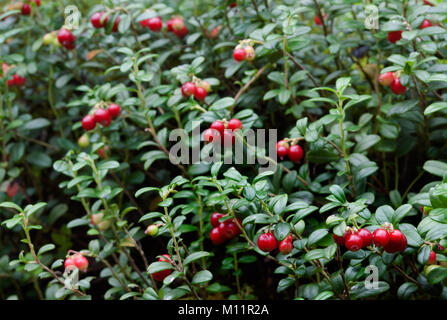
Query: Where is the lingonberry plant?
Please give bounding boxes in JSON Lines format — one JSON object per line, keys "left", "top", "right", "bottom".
{"left": 0, "top": 0, "right": 447, "bottom": 301}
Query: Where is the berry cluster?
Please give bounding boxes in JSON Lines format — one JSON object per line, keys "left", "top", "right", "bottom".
{"left": 276, "top": 139, "right": 304, "bottom": 163}
{"left": 203, "top": 119, "right": 243, "bottom": 146}
{"left": 91, "top": 12, "right": 120, "bottom": 32}
{"left": 333, "top": 228, "right": 373, "bottom": 252}
{"left": 140, "top": 16, "right": 163, "bottom": 32}
{"left": 151, "top": 254, "right": 172, "bottom": 281}
{"left": 81, "top": 103, "right": 121, "bottom": 131}
{"left": 166, "top": 16, "right": 188, "bottom": 38}
{"left": 387, "top": 19, "right": 432, "bottom": 44}
{"left": 209, "top": 213, "right": 243, "bottom": 245}
{"left": 379, "top": 71, "right": 407, "bottom": 95}
{"left": 233, "top": 42, "right": 256, "bottom": 62}
{"left": 57, "top": 28, "right": 76, "bottom": 50}
{"left": 181, "top": 79, "right": 210, "bottom": 101}
{"left": 373, "top": 226, "right": 407, "bottom": 253}
{"left": 64, "top": 254, "right": 89, "bottom": 272}
{"left": 7, "top": 74, "right": 26, "bottom": 87}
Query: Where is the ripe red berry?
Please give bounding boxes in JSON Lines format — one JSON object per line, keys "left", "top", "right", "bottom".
{"left": 345, "top": 233, "right": 363, "bottom": 251}
{"left": 233, "top": 48, "right": 246, "bottom": 62}
{"left": 64, "top": 257, "right": 75, "bottom": 271}
{"left": 57, "top": 28, "right": 75, "bottom": 45}
{"left": 94, "top": 108, "right": 112, "bottom": 127}
{"left": 428, "top": 250, "right": 437, "bottom": 265}
{"left": 357, "top": 228, "right": 373, "bottom": 247}
{"left": 181, "top": 82, "right": 197, "bottom": 97}
{"left": 152, "top": 254, "right": 172, "bottom": 281}
{"left": 210, "top": 212, "right": 224, "bottom": 228}
{"left": 34, "top": 0, "right": 41, "bottom": 6}
{"left": 257, "top": 232, "right": 278, "bottom": 252}
{"left": 384, "top": 229, "right": 407, "bottom": 253}
{"left": 387, "top": 31, "right": 403, "bottom": 44}
{"left": 112, "top": 16, "right": 120, "bottom": 32}
{"left": 218, "top": 219, "right": 241, "bottom": 240}
{"left": 210, "top": 227, "right": 226, "bottom": 245}
{"left": 288, "top": 145, "right": 304, "bottom": 163}
{"left": 222, "top": 129, "right": 235, "bottom": 146}
{"left": 277, "top": 145, "right": 288, "bottom": 159}
{"left": 97, "top": 146, "right": 109, "bottom": 159}
{"left": 7, "top": 79, "right": 15, "bottom": 87}
{"left": 21, "top": 3, "right": 31, "bottom": 15}
{"left": 139, "top": 19, "right": 149, "bottom": 27}
{"left": 6, "top": 181, "right": 19, "bottom": 198}
{"left": 420, "top": 19, "right": 432, "bottom": 29}
{"left": 11, "top": 74, "right": 26, "bottom": 86}
{"left": 82, "top": 114, "right": 96, "bottom": 131}
{"left": 210, "top": 120, "right": 225, "bottom": 135}
{"left": 208, "top": 27, "right": 219, "bottom": 39}
{"left": 203, "top": 128, "right": 220, "bottom": 143}
{"left": 107, "top": 103, "right": 121, "bottom": 118}
{"left": 166, "top": 19, "right": 174, "bottom": 32}
{"left": 390, "top": 77, "right": 407, "bottom": 95}
{"left": 194, "top": 87, "right": 207, "bottom": 101}
{"left": 379, "top": 72, "right": 395, "bottom": 86}
{"left": 173, "top": 25, "right": 188, "bottom": 38}
{"left": 91, "top": 12, "right": 106, "bottom": 28}
{"left": 279, "top": 235, "right": 293, "bottom": 255}
{"left": 227, "top": 118, "right": 242, "bottom": 131}
{"left": 423, "top": 0, "right": 434, "bottom": 5}
{"left": 314, "top": 15, "right": 322, "bottom": 25}
{"left": 373, "top": 228, "right": 390, "bottom": 247}
{"left": 147, "top": 16, "right": 163, "bottom": 32}
{"left": 333, "top": 232, "right": 346, "bottom": 246}
{"left": 73, "top": 254, "right": 89, "bottom": 272}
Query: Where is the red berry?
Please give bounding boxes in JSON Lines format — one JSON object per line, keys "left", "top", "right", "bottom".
{"left": 222, "top": 129, "right": 235, "bottom": 146}
{"left": 91, "top": 12, "right": 105, "bottom": 28}
{"left": 428, "top": 250, "right": 437, "bottom": 265}
{"left": 277, "top": 145, "right": 288, "bottom": 159}
{"left": 203, "top": 128, "right": 220, "bottom": 143}
{"left": 57, "top": 28, "right": 75, "bottom": 45}
{"left": 6, "top": 181, "right": 19, "bottom": 198}
{"left": 194, "top": 87, "right": 207, "bottom": 101}
{"left": 210, "top": 120, "right": 225, "bottom": 135}
{"left": 94, "top": 108, "right": 112, "bottom": 127}
{"left": 257, "top": 232, "right": 278, "bottom": 252}
{"left": 166, "top": 19, "right": 174, "bottom": 32}
{"left": 82, "top": 114, "right": 96, "bottom": 131}
{"left": 345, "top": 233, "right": 363, "bottom": 252}
{"left": 73, "top": 254, "right": 88, "bottom": 272}
{"left": 279, "top": 235, "right": 293, "bottom": 255}
{"left": 424, "top": 0, "right": 434, "bottom": 6}
{"left": 390, "top": 77, "right": 407, "bottom": 95}
{"left": 379, "top": 72, "right": 395, "bottom": 86}
{"left": 210, "top": 227, "right": 226, "bottom": 245}
{"left": 171, "top": 18, "right": 185, "bottom": 31}
{"left": 7, "top": 79, "right": 15, "bottom": 87}
{"left": 288, "top": 145, "right": 304, "bottom": 163}
{"left": 208, "top": 27, "right": 219, "bottom": 39}
{"left": 333, "top": 232, "right": 346, "bottom": 246}
{"left": 147, "top": 16, "right": 163, "bottom": 32}
{"left": 227, "top": 118, "right": 242, "bottom": 131}
{"left": 218, "top": 219, "right": 241, "bottom": 240}
{"left": 112, "top": 16, "right": 120, "bottom": 32}
{"left": 97, "top": 146, "right": 109, "bottom": 159}
{"left": 210, "top": 212, "right": 224, "bottom": 228}
{"left": 229, "top": 2, "right": 237, "bottom": 8}
{"left": 34, "top": 0, "right": 41, "bottom": 6}
{"left": 181, "top": 82, "right": 197, "bottom": 97}
{"left": 384, "top": 229, "right": 407, "bottom": 253}
{"left": 420, "top": 19, "right": 432, "bottom": 29}
{"left": 314, "top": 15, "right": 322, "bottom": 25}
{"left": 173, "top": 25, "right": 188, "bottom": 38}
{"left": 233, "top": 48, "right": 246, "bottom": 62}
{"left": 12, "top": 74, "right": 26, "bottom": 86}
{"left": 107, "top": 103, "right": 121, "bottom": 118}
{"left": 387, "top": 31, "right": 403, "bottom": 44}
{"left": 21, "top": 3, "right": 31, "bottom": 15}
{"left": 373, "top": 228, "right": 390, "bottom": 247}
{"left": 152, "top": 254, "right": 172, "bottom": 281}
{"left": 357, "top": 228, "right": 373, "bottom": 247}
{"left": 64, "top": 257, "right": 75, "bottom": 271}
{"left": 139, "top": 19, "right": 149, "bottom": 28}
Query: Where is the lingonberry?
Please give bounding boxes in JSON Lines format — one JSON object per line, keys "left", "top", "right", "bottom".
{"left": 387, "top": 31, "right": 403, "bottom": 44}
{"left": 181, "top": 82, "right": 197, "bottom": 97}
{"left": 151, "top": 254, "right": 172, "bottom": 281}
{"left": 333, "top": 232, "right": 346, "bottom": 246}
{"left": 420, "top": 19, "right": 432, "bottom": 29}
{"left": 222, "top": 129, "right": 235, "bottom": 146}
{"left": 64, "top": 257, "right": 75, "bottom": 271}
{"left": 279, "top": 235, "right": 293, "bottom": 255}
{"left": 345, "top": 233, "right": 363, "bottom": 251}
{"left": 173, "top": 25, "right": 188, "bottom": 38}
{"left": 384, "top": 229, "right": 407, "bottom": 253}
{"left": 97, "top": 146, "right": 109, "bottom": 159}
{"left": 218, "top": 219, "right": 241, "bottom": 240}
{"left": 78, "top": 133, "right": 89, "bottom": 148}
{"left": 379, "top": 72, "right": 395, "bottom": 86}
{"left": 34, "top": 0, "right": 41, "bottom": 6}
{"left": 357, "top": 228, "right": 373, "bottom": 247}
{"left": 21, "top": 3, "right": 31, "bottom": 15}
{"left": 210, "top": 120, "right": 225, "bottom": 135}
{"left": 57, "top": 28, "right": 75, "bottom": 45}
{"left": 145, "top": 224, "right": 159, "bottom": 237}
{"left": 199, "top": 81, "right": 211, "bottom": 93}
{"left": 207, "top": 27, "right": 219, "bottom": 39}
{"left": 194, "top": 87, "right": 207, "bottom": 101}
{"left": 390, "top": 77, "right": 407, "bottom": 95}
{"left": 244, "top": 46, "right": 255, "bottom": 61}
{"left": 277, "top": 145, "right": 289, "bottom": 159}
{"left": 172, "top": 17, "right": 185, "bottom": 31}
{"left": 257, "top": 232, "right": 278, "bottom": 252}
{"left": 147, "top": 16, "right": 163, "bottom": 32}
{"left": 233, "top": 48, "right": 246, "bottom": 62}
{"left": 108, "top": 103, "right": 121, "bottom": 118}
{"left": 423, "top": 0, "right": 434, "bottom": 5}
{"left": 203, "top": 128, "right": 220, "bottom": 143}
{"left": 91, "top": 12, "right": 106, "bottom": 28}
{"left": 288, "top": 145, "right": 304, "bottom": 163}
{"left": 90, "top": 212, "right": 111, "bottom": 231}
{"left": 166, "top": 19, "right": 175, "bottom": 32}
{"left": 210, "top": 212, "right": 224, "bottom": 228}
{"left": 12, "top": 74, "right": 26, "bottom": 86}
{"left": 373, "top": 228, "right": 390, "bottom": 247}
{"left": 73, "top": 254, "right": 89, "bottom": 272}
{"left": 210, "top": 227, "right": 226, "bottom": 245}
{"left": 228, "top": 119, "right": 242, "bottom": 131}
{"left": 81, "top": 114, "right": 96, "bottom": 131}
{"left": 94, "top": 108, "right": 112, "bottom": 127}
{"left": 111, "top": 16, "right": 120, "bottom": 32}
{"left": 314, "top": 14, "right": 327, "bottom": 25}
{"left": 6, "top": 181, "right": 19, "bottom": 198}
{"left": 428, "top": 250, "right": 437, "bottom": 265}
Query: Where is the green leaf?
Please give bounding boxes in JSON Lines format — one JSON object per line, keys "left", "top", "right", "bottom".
{"left": 147, "top": 261, "right": 172, "bottom": 274}
{"left": 274, "top": 223, "right": 291, "bottom": 241}
{"left": 191, "top": 270, "right": 213, "bottom": 284}
{"left": 0, "top": 202, "right": 23, "bottom": 212}
{"left": 423, "top": 160, "right": 447, "bottom": 177}
{"left": 209, "top": 97, "right": 234, "bottom": 111}
{"left": 424, "top": 102, "right": 447, "bottom": 116}
{"left": 183, "top": 251, "right": 211, "bottom": 265}
{"left": 270, "top": 194, "right": 288, "bottom": 215}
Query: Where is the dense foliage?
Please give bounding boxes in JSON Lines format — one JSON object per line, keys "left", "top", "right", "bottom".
{"left": 1, "top": 0, "right": 447, "bottom": 300}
